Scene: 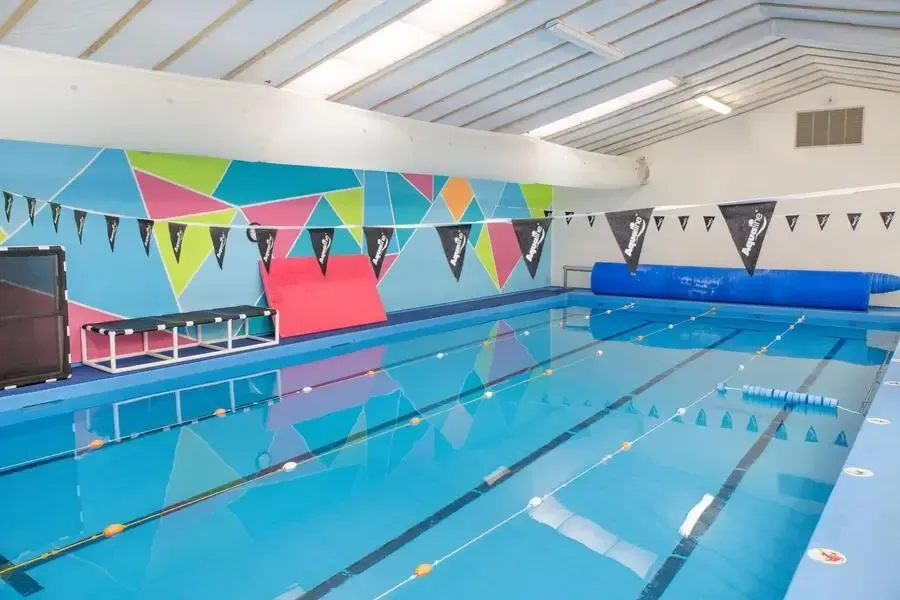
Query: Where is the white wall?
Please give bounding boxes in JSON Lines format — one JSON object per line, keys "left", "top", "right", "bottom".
{"left": 552, "top": 84, "right": 900, "bottom": 304}
{"left": 0, "top": 45, "right": 642, "bottom": 191}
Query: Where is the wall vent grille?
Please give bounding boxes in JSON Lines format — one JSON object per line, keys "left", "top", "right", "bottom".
{"left": 796, "top": 107, "right": 863, "bottom": 147}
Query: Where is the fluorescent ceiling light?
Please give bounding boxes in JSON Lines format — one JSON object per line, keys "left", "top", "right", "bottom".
{"left": 527, "top": 77, "right": 682, "bottom": 138}
{"left": 695, "top": 94, "right": 732, "bottom": 115}
{"left": 545, "top": 19, "right": 624, "bottom": 61}
{"left": 287, "top": 0, "right": 505, "bottom": 97}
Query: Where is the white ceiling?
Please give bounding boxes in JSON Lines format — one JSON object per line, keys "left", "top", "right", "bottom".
{"left": 0, "top": 0, "right": 898, "bottom": 155}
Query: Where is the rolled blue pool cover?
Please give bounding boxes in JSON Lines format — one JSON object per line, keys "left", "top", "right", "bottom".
{"left": 742, "top": 384, "right": 838, "bottom": 408}
{"left": 590, "top": 262, "right": 900, "bottom": 311}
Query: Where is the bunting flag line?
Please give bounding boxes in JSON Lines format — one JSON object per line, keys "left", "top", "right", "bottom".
{"left": 719, "top": 200, "right": 777, "bottom": 276}
{"left": 309, "top": 227, "right": 334, "bottom": 276}
{"left": 168, "top": 222, "right": 187, "bottom": 263}
{"left": 26, "top": 197, "right": 35, "bottom": 226}
{"left": 881, "top": 211, "right": 895, "bottom": 230}
{"left": 704, "top": 215, "right": 715, "bottom": 231}
{"left": 364, "top": 226, "right": 394, "bottom": 279}
{"left": 137, "top": 219, "right": 154, "bottom": 256}
{"left": 786, "top": 215, "right": 799, "bottom": 232}
{"left": 678, "top": 216, "right": 689, "bottom": 231}
{"left": 587, "top": 215, "right": 596, "bottom": 227}
{"left": 513, "top": 218, "right": 552, "bottom": 279}
{"left": 436, "top": 224, "right": 471, "bottom": 281}
{"left": 105, "top": 215, "right": 119, "bottom": 251}
{"left": 606, "top": 208, "right": 653, "bottom": 273}
{"left": 654, "top": 215, "right": 664, "bottom": 231}
{"left": 209, "top": 226, "right": 229, "bottom": 269}
{"left": 847, "top": 213, "right": 861, "bottom": 231}
{"left": 246, "top": 222, "right": 260, "bottom": 243}
{"left": 565, "top": 211, "right": 574, "bottom": 224}
{"left": 74, "top": 210, "right": 87, "bottom": 244}
{"left": 3, "top": 191, "right": 11, "bottom": 222}
{"left": 817, "top": 214, "right": 830, "bottom": 230}
{"left": 50, "top": 202, "right": 61, "bottom": 232}
{"left": 256, "top": 228, "right": 277, "bottom": 273}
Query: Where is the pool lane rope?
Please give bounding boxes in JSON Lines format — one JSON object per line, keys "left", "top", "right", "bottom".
{"left": 0, "top": 302, "right": 669, "bottom": 579}
{"left": 370, "top": 313, "right": 806, "bottom": 600}
{"left": 0, "top": 304, "right": 628, "bottom": 479}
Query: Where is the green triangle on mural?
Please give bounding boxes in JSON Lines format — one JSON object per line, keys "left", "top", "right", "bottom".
{"left": 127, "top": 151, "right": 230, "bottom": 195}
{"left": 325, "top": 188, "right": 363, "bottom": 245}
{"left": 474, "top": 230, "right": 499, "bottom": 289}
{"left": 520, "top": 183, "right": 553, "bottom": 218}
{"left": 155, "top": 209, "right": 236, "bottom": 296}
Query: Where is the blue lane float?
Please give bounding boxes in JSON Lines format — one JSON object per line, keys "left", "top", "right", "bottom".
{"left": 590, "top": 262, "right": 900, "bottom": 311}
{"left": 716, "top": 382, "right": 839, "bottom": 409}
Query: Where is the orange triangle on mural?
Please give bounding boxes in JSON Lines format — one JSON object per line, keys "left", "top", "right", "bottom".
{"left": 441, "top": 178, "right": 474, "bottom": 221}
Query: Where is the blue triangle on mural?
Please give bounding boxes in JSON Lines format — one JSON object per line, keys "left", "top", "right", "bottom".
{"left": 214, "top": 161, "right": 359, "bottom": 205}
{"left": 648, "top": 405, "right": 659, "bottom": 419}
{"left": 775, "top": 422, "right": 788, "bottom": 440}
{"left": 421, "top": 197, "right": 455, "bottom": 224}
{"left": 388, "top": 172, "right": 430, "bottom": 250}
{"left": 471, "top": 179, "right": 506, "bottom": 219}
{"left": 305, "top": 195, "right": 341, "bottom": 227}
{"left": 834, "top": 431, "right": 848, "bottom": 447}
{"left": 721, "top": 412, "right": 733, "bottom": 429}
{"left": 433, "top": 176, "right": 449, "bottom": 200}
{"left": 494, "top": 183, "right": 530, "bottom": 219}
{"left": 363, "top": 171, "right": 394, "bottom": 228}
{"left": 696, "top": 409, "right": 707, "bottom": 427}
{"left": 460, "top": 199, "right": 485, "bottom": 245}
{"left": 0, "top": 140, "right": 100, "bottom": 201}
{"left": 747, "top": 415, "right": 759, "bottom": 432}
{"left": 805, "top": 426, "right": 819, "bottom": 443}
{"left": 354, "top": 170, "right": 365, "bottom": 185}
{"left": 54, "top": 149, "right": 148, "bottom": 218}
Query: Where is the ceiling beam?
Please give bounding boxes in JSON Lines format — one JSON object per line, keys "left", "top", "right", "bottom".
{"left": 80, "top": 0, "right": 153, "bottom": 59}
{"left": 0, "top": 0, "right": 37, "bottom": 41}
{"left": 771, "top": 18, "right": 900, "bottom": 55}
{"left": 153, "top": 0, "right": 252, "bottom": 71}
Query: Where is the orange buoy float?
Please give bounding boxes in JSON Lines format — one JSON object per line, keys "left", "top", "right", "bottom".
{"left": 367, "top": 370, "right": 377, "bottom": 376}
{"left": 88, "top": 439, "right": 105, "bottom": 450}
{"left": 621, "top": 441, "right": 632, "bottom": 451}
{"left": 409, "top": 417, "right": 422, "bottom": 426}
{"left": 544, "top": 368, "right": 553, "bottom": 376}
{"left": 754, "top": 351, "right": 761, "bottom": 357}
{"left": 414, "top": 563, "right": 433, "bottom": 577}
{"left": 760, "top": 346, "right": 768, "bottom": 354}
{"left": 103, "top": 523, "right": 125, "bottom": 537}
{"left": 214, "top": 408, "right": 227, "bottom": 417}
{"left": 482, "top": 340, "right": 491, "bottom": 347}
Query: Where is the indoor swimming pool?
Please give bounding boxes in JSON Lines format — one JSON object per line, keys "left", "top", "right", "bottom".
{"left": 0, "top": 300, "right": 893, "bottom": 600}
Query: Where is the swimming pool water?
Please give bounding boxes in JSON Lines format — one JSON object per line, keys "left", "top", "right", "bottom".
{"left": 0, "top": 302, "right": 892, "bottom": 600}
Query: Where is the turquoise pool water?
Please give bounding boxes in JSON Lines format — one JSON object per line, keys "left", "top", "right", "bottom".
{"left": 0, "top": 302, "right": 892, "bottom": 600}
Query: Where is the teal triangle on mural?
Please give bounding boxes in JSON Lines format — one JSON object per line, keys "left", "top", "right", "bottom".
{"left": 834, "top": 431, "right": 848, "bottom": 447}
{"left": 363, "top": 171, "right": 394, "bottom": 228}
{"left": 774, "top": 422, "right": 788, "bottom": 440}
{"left": 721, "top": 412, "right": 733, "bottom": 429}
{"left": 695, "top": 409, "right": 707, "bottom": 427}
{"left": 648, "top": 405, "right": 659, "bottom": 419}
{"left": 433, "top": 176, "right": 449, "bottom": 200}
{"left": 493, "top": 180, "right": 530, "bottom": 219}
{"left": 804, "top": 426, "right": 819, "bottom": 443}
{"left": 305, "top": 195, "right": 341, "bottom": 227}
{"left": 388, "top": 172, "right": 430, "bottom": 250}
{"left": 354, "top": 170, "right": 365, "bottom": 185}
{"left": 747, "top": 416, "right": 759, "bottom": 432}
{"left": 421, "top": 196, "right": 455, "bottom": 224}
{"left": 460, "top": 198, "right": 485, "bottom": 245}
{"left": 54, "top": 149, "right": 148, "bottom": 218}
{"left": 213, "top": 161, "right": 359, "bottom": 205}
{"left": 471, "top": 179, "right": 506, "bottom": 219}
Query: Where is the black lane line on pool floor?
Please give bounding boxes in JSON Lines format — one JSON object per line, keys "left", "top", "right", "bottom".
{"left": 0, "top": 310, "right": 572, "bottom": 479}
{"left": 637, "top": 338, "right": 847, "bottom": 600}
{"left": 0, "top": 553, "right": 41, "bottom": 597}
{"left": 299, "top": 329, "right": 745, "bottom": 599}
{"left": 3, "top": 321, "right": 653, "bottom": 582}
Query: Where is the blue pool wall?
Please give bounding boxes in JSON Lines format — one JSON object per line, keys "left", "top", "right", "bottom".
{"left": 590, "top": 262, "right": 900, "bottom": 311}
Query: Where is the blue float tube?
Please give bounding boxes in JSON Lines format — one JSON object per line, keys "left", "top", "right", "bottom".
{"left": 590, "top": 262, "right": 900, "bottom": 311}
{"left": 741, "top": 384, "right": 838, "bottom": 408}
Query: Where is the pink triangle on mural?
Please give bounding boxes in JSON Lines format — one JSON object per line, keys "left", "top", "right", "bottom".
{"left": 135, "top": 171, "right": 234, "bottom": 220}
{"left": 242, "top": 195, "right": 319, "bottom": 259}
{"left": 378, "top": 254, "right": 398, "bottom": 281}
{"left": 402, "top": 173, "right": 434, "bottom": 202}
{"left": 488, "top": 222, "right": 521, "bottom": 288}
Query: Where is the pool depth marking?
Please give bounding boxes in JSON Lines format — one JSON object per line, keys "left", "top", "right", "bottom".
{"left": 0, "top": 306, "right": 617, "bottom": 479}
{"left": 0, "top": 318, "right": 655, "bottom": 581}
{"left": 0, "top": 553, "right": 42, "bottom": 597}
{"left": 637, "top": 338, "right": 847, "bottom": 600}
{"left": 299, "top": 328, "right": 742, "bottom": 599}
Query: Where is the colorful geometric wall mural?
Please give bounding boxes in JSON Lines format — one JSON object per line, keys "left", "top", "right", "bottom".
{"left": 0, "top": 139, "right": 552, "bottom": 362}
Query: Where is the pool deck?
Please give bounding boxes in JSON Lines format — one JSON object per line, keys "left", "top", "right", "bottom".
{"left": 784, "top": 339, "right": 900, "bottom": 600}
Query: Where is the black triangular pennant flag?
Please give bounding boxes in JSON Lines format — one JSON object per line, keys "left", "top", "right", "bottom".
{"left": 587, "top": 215, "right": 596, "bottom": 227}
{"left": 26, "top": 197, "right": 36, "bottom": 226}
{"left": 816, "top": 214, "right": 830, "bottom": 230}
{"left": 654, "top": 215, "right": 664, "bottom": 231}
{"left": 606, "top": 209, "right": 653, "bottom": 273}
{"left": 436, "top": 224, "right": 471, "bottom": 281}
{"left": 513, "top": 218, "right": 552, "bottom": 279}
{"left": 786, "top": 215, "right": 799, "bottom": 232}
{"left": 364, "top": 226, "right": 394, "bottom": 279}
{"left": 881, "top": 211, "right": 895, "bottom": 230}
{"left": 209, "top": 226, "right": 230, "bottom": 269}
{"left": 544, "top": 210, "right": 552, "bottom": 218}
{"left": 74, "top": 210, "right": 87, "bottom": 244}
{"left": 168, "top": 222, "right": 187, "bottom": 262}
{"left": 3, "top": 192, "right": 12, "bottom": 222}
{"left": 565, "top": 211, "right": 574, "bottom": 225}
{"left": 847, "top": 213, "right": 861, "bottom": 231}
{"left": 718, "top": 201, "right": 777, "bottom": 276}
{"left": 256, "top": 227, "right": 277, "bottom": 273}
{"left": 309, "top": 227, "right": 334, "bottom": 276}
{"left": 678, "top": 216, "right": 689, "bottom": 231}
{"left": 105, "top": 215, "right": 119, "bottom": 251}
{"left": 50, "top": 202, "right": 61, "bottom": 232}
{"left": 704, "top": 215, "right": 715, "bottom": 231}
{"left": 137, "top": 219, "right": 154, "bottom": 255}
